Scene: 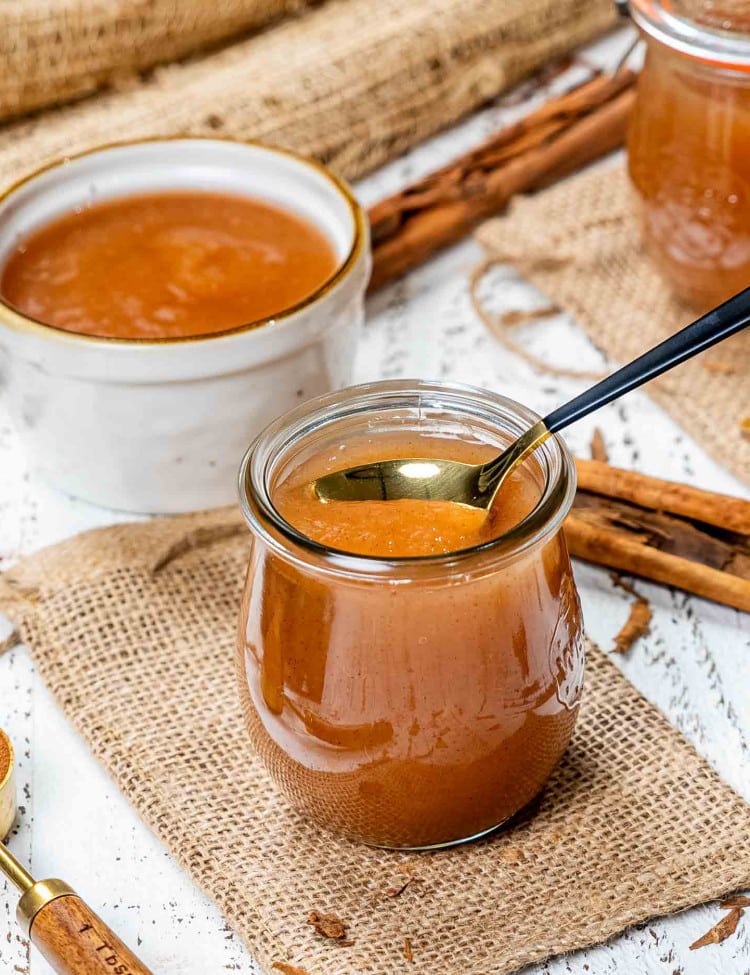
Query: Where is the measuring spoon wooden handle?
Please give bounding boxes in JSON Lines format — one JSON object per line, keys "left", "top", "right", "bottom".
{"left": 28, "top": 889, "right": 154, "bottom": 975}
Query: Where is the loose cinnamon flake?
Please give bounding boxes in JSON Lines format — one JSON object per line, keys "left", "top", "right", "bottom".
{"left": 386, "top": 876, "right": 414, "bottom": 897}
{"left": 273, "top": 964, "right": 311, "bottom": 975}
{"left": 690, "top": 907, "right": 743, "bottom": 950}
{"left": 497, "top": 846, "right": 527, "bottom": 863}
{"left": 742, "top": 417, "right": 750, "bottom": 441}
{"left": 403, "top": 937, "right": 414, "bottom": 962}
{"left": 612, "top": 593, "right": 652, "bottom": 655}
{"left": 720, "top": 895, "right": 750, "bottom": 909}
{"left": 307, "top": 911, "right": 350, "bottom": 943}
{"left": 590, "top": 427, "right": 609, "bottom": 463}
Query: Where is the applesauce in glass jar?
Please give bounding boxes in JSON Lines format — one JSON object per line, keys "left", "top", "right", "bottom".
{"left": 627, "top": 0, "right": 750, "bottom": 310}
{"left": 237, "top": 380, "right": 584, "bottom": 849}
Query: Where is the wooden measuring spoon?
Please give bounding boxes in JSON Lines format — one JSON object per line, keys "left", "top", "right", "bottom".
{"left": 0, "top": 728, "right": 154, "bottom": 975}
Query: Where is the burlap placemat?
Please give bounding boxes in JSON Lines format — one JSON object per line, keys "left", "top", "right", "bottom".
{"left": 477, "top": 162, "right": 750, "bottom": 487}
{"left": 0, "top": 0, "right": 616, "bottom": 187}
{"left": 0, "top": 1, "right": 317, "bottom": 123}
{"left": 1, "top": 507, "right": 749, "bottom": 974}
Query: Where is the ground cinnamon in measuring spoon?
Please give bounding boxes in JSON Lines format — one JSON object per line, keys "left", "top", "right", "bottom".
{"left": 0, "top": 733, "right": 10, "bottom": 782}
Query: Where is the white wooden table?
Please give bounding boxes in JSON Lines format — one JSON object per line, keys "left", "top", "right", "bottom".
{"left": 1, "top": 30, "right": 749, "bottom": 975}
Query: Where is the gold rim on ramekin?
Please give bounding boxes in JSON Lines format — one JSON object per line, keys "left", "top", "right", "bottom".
{"left": 0, "top": 136, "right": 369, "bottom": 347}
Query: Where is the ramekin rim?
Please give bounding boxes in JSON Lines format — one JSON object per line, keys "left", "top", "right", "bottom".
{"left": 0, "top": 135, "right": 368, "bottom": 348}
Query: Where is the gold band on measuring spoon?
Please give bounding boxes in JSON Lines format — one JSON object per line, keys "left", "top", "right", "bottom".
{"left": 17, "top": 878, "right": 77, "bottom": 935}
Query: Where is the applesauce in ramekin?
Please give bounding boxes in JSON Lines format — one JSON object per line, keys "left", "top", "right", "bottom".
{"left": 0, "top": 139, "right": 369, "bottom": 513}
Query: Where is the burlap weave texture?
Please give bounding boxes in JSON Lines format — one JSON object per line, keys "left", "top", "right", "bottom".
{"left": 0, "top": 0, "right": 616, "bottom": 187}
{"left": 477, "top": 162, "right": 750, "bottom": 487}
{"left": 1, "top": 507, "right": 749, "bottom": 975}
{"left": 0, "top": 1, "right": 317, "bottom": 123}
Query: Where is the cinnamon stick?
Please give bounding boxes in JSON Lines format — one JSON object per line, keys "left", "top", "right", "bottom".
{"left": 367, "top": 70, "right": 637, "bottom": 290}
{"left": 565, "top": 463, "right": 750, "bottom": 613}
{"left": 576, "top": 458, "right": 750, "bottom": 535}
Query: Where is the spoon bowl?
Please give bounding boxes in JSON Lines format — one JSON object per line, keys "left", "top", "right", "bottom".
{"left": 314, "top": 420, "right": 548, "bottom": 508}
{"left": 314, "top": 287, "right": 750, "bottom": 508}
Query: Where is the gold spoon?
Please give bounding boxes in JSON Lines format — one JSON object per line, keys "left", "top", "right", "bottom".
{"left": 314, "top": 287, "right": 750, "bottom": 508}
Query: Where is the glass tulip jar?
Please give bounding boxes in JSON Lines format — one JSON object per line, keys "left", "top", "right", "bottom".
{"left": 237, "top": 380, "right": 584, "bottom": 849}
{"left": 627, "top": 0, "right": 750, "bottom": 310}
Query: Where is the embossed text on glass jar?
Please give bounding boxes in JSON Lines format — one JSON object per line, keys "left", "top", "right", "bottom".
{"left": 237, "top": 381, "right": 584, "bottom": 849}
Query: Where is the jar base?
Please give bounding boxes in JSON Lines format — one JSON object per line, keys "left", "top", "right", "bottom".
{"left": 366, "top": 817, "right": 511, "bottom": 852}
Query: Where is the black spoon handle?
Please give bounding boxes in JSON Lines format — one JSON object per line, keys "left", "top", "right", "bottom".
{"left": 542, "top": 285, "right": 750, "bottom": 434}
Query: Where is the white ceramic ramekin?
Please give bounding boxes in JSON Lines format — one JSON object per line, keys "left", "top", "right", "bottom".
{"left": 0, "top": 138, "right": 370, "bottom": 513}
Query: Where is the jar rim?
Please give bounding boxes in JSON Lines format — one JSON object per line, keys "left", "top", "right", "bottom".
{"left": 628, "top": 0, "right": 750, "bottom": 70}
{"left": 237, "top": 379, "right": 577, "bottom": 579}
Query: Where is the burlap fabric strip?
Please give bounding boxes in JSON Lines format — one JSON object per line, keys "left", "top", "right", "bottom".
{"left": 1, "top": 508, "right": 748, "bottom": 974}
{"left": 0, "top": 1, "right": 318, "bottom": 123}
{"left": 476, "top": 162, "right": 750, "bottom": 487}
{"left": 0, "top": 0, "right": 616, "bottom": 187}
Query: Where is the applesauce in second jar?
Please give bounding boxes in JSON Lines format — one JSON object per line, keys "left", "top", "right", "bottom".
{"left": 237, "top": 381, "right": 584, "bottom": 848}
{"left": 627, "top": 0, "right": 750, "bottom": 310}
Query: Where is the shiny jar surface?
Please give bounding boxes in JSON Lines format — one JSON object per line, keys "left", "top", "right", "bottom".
{"left": 627, "top": 1, "right": 750, "bottom": 310}
{"left": 237, "top": 381, "right": 584, "bottom": 849}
